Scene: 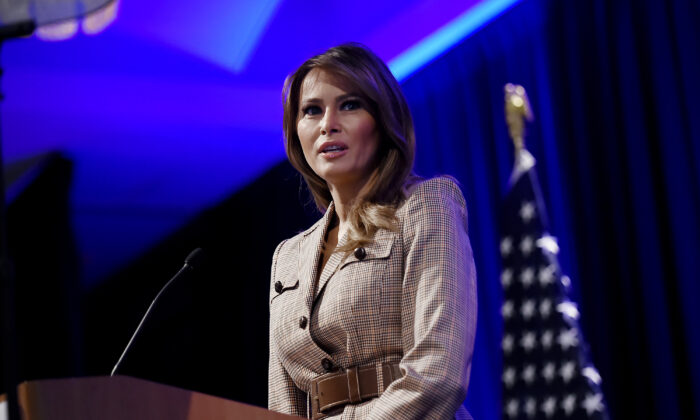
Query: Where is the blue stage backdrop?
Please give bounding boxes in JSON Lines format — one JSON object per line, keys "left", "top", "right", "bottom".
{"left": 1, "top": 0, "right": 493, "bottom": 284}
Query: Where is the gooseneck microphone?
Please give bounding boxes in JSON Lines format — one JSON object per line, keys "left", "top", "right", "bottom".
{"left": 110, "top": 248, "right": 204, "bottom": 376}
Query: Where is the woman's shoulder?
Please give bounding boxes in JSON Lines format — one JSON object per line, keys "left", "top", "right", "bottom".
{"left": 270, "top": 221, "right": 316, "bottom": 287}
{"left": 273, "top": 214, "right": 325, "bottom": 259}
{"left": 402, "top": 175, "right": 467, "bottom": 210}
{"left": 397, "top": 175, "right": 469, "bottom": 234}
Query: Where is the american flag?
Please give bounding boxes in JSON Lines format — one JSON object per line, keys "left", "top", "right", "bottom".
{"left": 499, "top": 149, "right": 609, "bottom": 420}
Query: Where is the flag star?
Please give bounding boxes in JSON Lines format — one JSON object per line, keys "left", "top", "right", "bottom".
{"left": 557, "top": 301, "right": 580, "bottom": 321}
{"left": 502, "top": 334, "right": 515, "bottom": 354}
{"left": 520, "top": 236, "right": 534, "bottom": 256}
{"left": 502, "top": 366, "right": 517, "bottom": 388}
{"left": 520, "top": 267, "right": 535, "bottom": 287}
{"left": 582, "top": 366, "right": 603, "bottom": 386}
{"left": 501, "top": 268, "right": 514, "bottom": 288}
{"left": 561, "top": 394, "right": 577, "bottom": 416}
{"left": 519, "top": 201, "right": 536, "bottom": 223}
{"left": 520, "top": 331, "right": 537, "bottom": 352}
{"left": 581, "top": 393, "right": 604, "bottom": 415}
{"left": 539, "top": 299, "right": 552, "bottom": 318}
{"left": 536, "top": 235, "right": 559, "bottom": 254}
{"left": 524, "top": 397, "right": 537, "bottom": 418}
{"left": 542, "top": 362, "right": 556, "bottom": 382}
{"left": 522, "top": 364, "right": 536, "bottom": 384}
{"left": 538, "top": 264, "right": 556, "bottom": 286}
{"left": 558, "top": 328, "right": 579, "bottom": 350}
{"left": 502, "top": 300, "right": 515, "bottom": 319}
{"left": 541, "top": 396, "right": 557, "bottom": 418}
{"left": 521, "top": 299, "right": 536, "bottom": 320}
{"left": 560, "top": 361, "right": 576, "bottom": 383}
{"left": 501, "top": 237, "right": 513, "bottom": 257}
{"left": 505, "top": 398, "right": 519, "bottom": 418}
{"left": 541, "top": 330, "right": 554, "bottom": 350}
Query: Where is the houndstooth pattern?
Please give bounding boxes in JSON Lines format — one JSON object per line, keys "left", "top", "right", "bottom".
{"left": 269, "top": 177, "right": 477, "bottom": 419}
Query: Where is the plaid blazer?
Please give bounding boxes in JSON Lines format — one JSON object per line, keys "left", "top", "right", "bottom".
{"left": 269, "top": 177, "right": 477, "bottom": 419}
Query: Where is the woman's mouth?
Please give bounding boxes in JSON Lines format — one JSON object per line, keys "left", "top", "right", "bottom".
{"left": 320, "top": 143, "right": 348, "bottom": 158}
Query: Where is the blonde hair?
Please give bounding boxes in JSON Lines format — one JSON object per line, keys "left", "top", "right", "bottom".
{"left": 282, "top": 43, "right": 417, "bottom": 252}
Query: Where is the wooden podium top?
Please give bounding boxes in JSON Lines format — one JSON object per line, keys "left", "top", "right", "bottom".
{"left": 17, "top": 376, "right": 301, "bottom": 420}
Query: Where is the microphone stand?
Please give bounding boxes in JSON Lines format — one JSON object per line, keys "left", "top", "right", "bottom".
{"left": 109, "top": 248, "right": 203, "bottom": 377}
{"left": 0, "top": 20, "right": 37, "bottom": 420}
{"left": 110, "top": 260, "right": 196, "bottom": 376}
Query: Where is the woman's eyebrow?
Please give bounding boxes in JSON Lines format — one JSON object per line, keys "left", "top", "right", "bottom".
{"left": 335, "top": 93, "right": 358, "bottom": 102}
{"left": 300, "top": 97, "right": 322, "bottom": 104}
{"left": 301, "top": 93, "right": 359, "bottom": 105}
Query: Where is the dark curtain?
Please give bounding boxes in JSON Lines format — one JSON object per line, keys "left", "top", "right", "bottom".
{"left": 400, "top": 0, "right": 700, "bottom": 419}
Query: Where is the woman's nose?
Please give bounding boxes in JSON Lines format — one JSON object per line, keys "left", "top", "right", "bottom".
{"left": 320, "top": 109, "right": 339, "bottom": 135}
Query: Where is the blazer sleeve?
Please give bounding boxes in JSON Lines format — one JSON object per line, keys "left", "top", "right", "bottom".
{"left": 367, "top": 177, "right": 478, "bottom": 420}
{"left": 268, "top": 239, "right": 307, "bottom": 416}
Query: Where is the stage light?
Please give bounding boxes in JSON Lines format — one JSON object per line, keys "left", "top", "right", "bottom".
{"left": 34, "top": 0, "right": 119, "bottom": 41}
{"left": 82, "top": 0, "right": 119, "bottom": 35}
{"left": 36, "top": 19, "right": 79, "bottom": 41}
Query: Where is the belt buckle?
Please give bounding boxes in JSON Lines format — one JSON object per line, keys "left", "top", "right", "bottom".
{"left": 311, "top": 392, "right": 325, "bottom": 420}
{"left": 311, "top": 370, "right": 340, "bottom": 420}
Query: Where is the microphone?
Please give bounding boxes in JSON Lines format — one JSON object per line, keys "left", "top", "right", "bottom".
{"left": 110, "top": 248, "right": 204, "bottom": 376}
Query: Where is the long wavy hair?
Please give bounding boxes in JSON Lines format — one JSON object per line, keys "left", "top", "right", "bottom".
{"left": 282, "top": 43, "right": 417, "bottom": 252}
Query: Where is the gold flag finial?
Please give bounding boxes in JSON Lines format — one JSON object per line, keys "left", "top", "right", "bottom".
{"left": 504, "top": 83, "right": 534, "bottom": 152}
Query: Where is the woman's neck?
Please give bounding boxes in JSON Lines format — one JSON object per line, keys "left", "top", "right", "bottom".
{"left": 326, "top": 169, "right": 376, "bottom": 237}
{"left": 327, "top": 183, "right": 361, "bottom": 238}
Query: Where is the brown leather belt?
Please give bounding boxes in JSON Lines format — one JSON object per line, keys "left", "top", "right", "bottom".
{"left": 310, "top": 362, "right": 402, "bottom": 420}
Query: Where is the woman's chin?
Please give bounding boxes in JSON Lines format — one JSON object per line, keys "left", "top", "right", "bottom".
{"left": 317, "top": 166, "right": 351, "bottom": 183}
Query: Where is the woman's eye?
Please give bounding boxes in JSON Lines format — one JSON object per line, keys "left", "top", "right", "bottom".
{"left": 302, "top": 105, "right": 322, "bottom": 116}
{"left": 341, "top": 100, "right": 362, "bottom": 111}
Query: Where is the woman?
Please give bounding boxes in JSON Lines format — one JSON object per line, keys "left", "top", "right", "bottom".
{"left": 269, "top": 43, "right": 477, "bottom": 420}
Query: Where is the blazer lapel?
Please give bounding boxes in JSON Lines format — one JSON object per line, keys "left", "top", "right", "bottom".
{"left": 314, "top": 238, "right": 347, "bottom": 304}
{"left": 298, "top": 203, "right": 334, "bottom": 312}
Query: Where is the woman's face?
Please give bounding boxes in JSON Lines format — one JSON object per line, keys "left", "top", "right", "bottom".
{"left": 297, "top": 68, "right": 380, "bottom": 191}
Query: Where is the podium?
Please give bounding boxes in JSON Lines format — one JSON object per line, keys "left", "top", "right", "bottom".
{"left": 10, "top": 375, "right": 301, "bottom": 420}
